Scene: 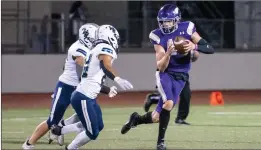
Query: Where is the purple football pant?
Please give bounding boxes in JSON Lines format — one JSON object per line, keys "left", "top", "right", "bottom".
{"left": 155, "top": 71, "right": 186, "bottom": 113}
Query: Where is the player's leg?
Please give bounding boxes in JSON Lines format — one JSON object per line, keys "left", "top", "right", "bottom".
{"left": 175, "top": 80, "right": 191, "bottom": 125}
{"left": 61, "top": 113, "right": 80, "bottom": 125}
{"left": 66, "top": 91, "right": 102, "bottom": 150}
{"left": 121, "top": 98, "right": 162, "bottom": 135}
{"left": 121, "top": 72, "right": 174, "bottom": 137}
{"left": 51, "top": 103, "right": 102, "bottom": 136}
{"left": 46, "top": 82, "right": 75, "bottom": 146}
{"left": 156, "top": 72, "right": 186, "bottom": 150}
{"left": 49, "top": 111, "right": 80, "bottom": 145}
{"left": 144, "top": 89, "right": 161, "bottom": 112}
{"left": 23, "top": 82, "right": 73, "bottom": 149}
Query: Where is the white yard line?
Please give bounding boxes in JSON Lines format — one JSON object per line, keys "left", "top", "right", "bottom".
{"left": 2, "top": 117, "right": 47, "bottom": 122}
{"left": 3, "top": 131, "right": 24, "bottom": 134}
{"left": 208, "top": 112, "right": 261, "bottom": 115}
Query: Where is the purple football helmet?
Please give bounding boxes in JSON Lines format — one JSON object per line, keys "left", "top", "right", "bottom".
{"left": 157, "top": 4, "right": 181, "bottom": 34}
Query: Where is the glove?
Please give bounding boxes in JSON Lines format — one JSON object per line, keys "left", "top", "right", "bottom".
{"left": 51, "top": 94, "right": 54, "bottom": 99}
{"left": 114, "top": 77, "right": 133, "bottom": 90}
{"left": 108, "top": 86, "right": 117, "bottom": 98}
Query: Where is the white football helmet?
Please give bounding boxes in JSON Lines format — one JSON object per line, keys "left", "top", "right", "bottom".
{"left": 78, "top": 23, "right": 99, "bottom": 49}
{"left": 96, "top": 24, "right": 120, "bottom": 53}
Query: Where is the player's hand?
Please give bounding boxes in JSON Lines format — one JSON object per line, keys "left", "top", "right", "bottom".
{"left": 166, "top": 39, "right": 177, "bottom": 56}
{"left": 183, "top": 40, "right": 196, "bottom": 53}
{"left": 51, "top": 94, "right": 54, "bottom": 99}
{"left": 108, "top": 86, "right": 117, "bottom": 98}
{"left": 114, "top": 77, "right": 133, "bottom": 90}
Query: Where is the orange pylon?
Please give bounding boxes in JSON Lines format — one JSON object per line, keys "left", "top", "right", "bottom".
{"left": 210, "top": 92, "right": 224, "bottom": 106}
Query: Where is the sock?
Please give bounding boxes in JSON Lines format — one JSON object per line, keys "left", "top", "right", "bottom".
{"left": 136, "top": 112, "right": 153, "bottom": 125}
{"left": 157, "top": 109, "right": 170, "bottom": 144}
{"left": 59, "top": 119, "right": 65, "bottom": 126}
{"left": 63, "top": 113, "right": 79, "bottom": 125}
{"left": 67, "top": 131, "right": 91, "bottom": 150}
{"left": 26, "top": 140, "right": 31, "bottom": 145}
{"left": 61, "top": 122, "right": 84, "bottom": 135}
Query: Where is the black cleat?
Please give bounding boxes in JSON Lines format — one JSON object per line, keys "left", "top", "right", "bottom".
{"left": 121, "top": 112, "right": 139, "bottom": 134}
{"left": 144, "top": 92, "right": 161, "bottom": 112}
{"left": 157, "top": 142, "right": 167, "bottom": 150}
{"left": 48, "top": 131, "right": 54, "bottom": 144}
{"left": 65, "top": 145, "right": 68, "bottom": 150}
{"left": 48, "top": 139, "right": 53, "bottom": 144}
{"left": 144, "top": 94, "right": 153, "bottom": 112}
{"left": 51, "top": 125, "right": 63, "bottom": 136}
{"left": 175, "top": 119, "right": 190, "bottom": 125}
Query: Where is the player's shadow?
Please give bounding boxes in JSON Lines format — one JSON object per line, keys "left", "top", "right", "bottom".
{"left": 2, "top": 139, "right": 69, "bottom": 145}
{"left": 98, "top": 138, "right": 261, "bottom": 144}
{"left": 191, "top": 124, "right": 261, "bottom": 128}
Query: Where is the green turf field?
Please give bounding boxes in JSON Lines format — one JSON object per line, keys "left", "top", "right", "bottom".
{"left": 2, "top": 105, "right": 261, "bottom": 149}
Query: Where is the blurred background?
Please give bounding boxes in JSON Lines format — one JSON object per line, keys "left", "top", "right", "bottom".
{"left": 2, "top": 2, "right": 261, "bottom": 149}
{"left": 2, "top": 1, "right": 261, "bottom": 54}
{"left": 1, "top": 1, "right": 261, "bottom": 93}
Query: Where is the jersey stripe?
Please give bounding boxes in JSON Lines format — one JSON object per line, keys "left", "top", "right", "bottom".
{"left": 149, "top": 32, "right": 160, "bottom": 44}
{"left": 76, "top": 49, "right": 87, "bottom": 56}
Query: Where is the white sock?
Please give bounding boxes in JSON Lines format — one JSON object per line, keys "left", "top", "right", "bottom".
{"left": 67, "top": 131, "right": 91, "bottom": 150}
{"left": 64, "top": 113, "right": 79, "bottom": 125}
{"left": 61, "top": 122, "right": 84, "bottom": 134}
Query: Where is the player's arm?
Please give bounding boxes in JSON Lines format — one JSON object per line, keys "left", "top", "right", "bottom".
{"left": 100, "top": 85, "right": 117, "bottom": 98}
{"left": 154, "top": 44, "right": 172, "bottom": 72}
{"left": 183, "top": 22, "right": 215, "bottom": 54}
{"left": 149, "top": 32, "right": 174, "bottom": 72}
{"left": 191, "top": 32, "right": 215, "bottom": 54}
{"left": 98, "top": 54, "right": 118, "bottom": 80}
{"left": 100, "top": 85, "right": 110, "bottom": 94}
{"left": 72, "top": 56, "right": 85, "bottom": 67}
{"left": 72, "top": 56, "right": 85, "bottom": 81}
{"left": 98, "top": 54, "right": 133, "bottom": 90}
{"left": 72, "top": 48, "right": 88, "bottom": 81}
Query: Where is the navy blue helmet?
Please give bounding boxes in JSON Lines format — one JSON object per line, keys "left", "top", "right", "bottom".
{"left": 157, "top": 4, "right": 181, "bottom": 34}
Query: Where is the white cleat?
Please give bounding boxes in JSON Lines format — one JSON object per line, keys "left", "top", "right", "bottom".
{"left": 22, "top": 138, "right": 34, "bottom": 150}
{"left": 48, "top": 130, "right": 57, "bottom": 144}
{"left": 48, "top": 131, "right": 64, "bottom": 146}
{"left": 57, "top": 134, "right": 64, "bottom": 146}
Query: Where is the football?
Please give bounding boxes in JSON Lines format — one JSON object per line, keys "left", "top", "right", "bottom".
{"left": 173, "top": 36, "right": 189, "bottom": 54}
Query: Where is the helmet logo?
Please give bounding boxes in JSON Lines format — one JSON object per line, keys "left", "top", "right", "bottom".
{"left": 82, "top": 28, "right": 89, "bottom": 38}
{"left": 173, "top": 7, "right": 179, "bottom": 14}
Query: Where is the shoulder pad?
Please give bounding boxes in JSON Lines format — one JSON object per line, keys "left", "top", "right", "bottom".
{"left": 186, "top": 21, "right": 195, "bottom": 35}
{"left": 149, "top": 29, "right": 161, "bottom": 44}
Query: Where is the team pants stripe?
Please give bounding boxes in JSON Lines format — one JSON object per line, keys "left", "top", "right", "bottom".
{"left": 50, "top": 87, "right": 62, "bottom": 121}
{"left": 81, "top": 100, "right": 93, "bottom": 134}
{"left": 155, "top": 71, "right": 167, "bottom": 102}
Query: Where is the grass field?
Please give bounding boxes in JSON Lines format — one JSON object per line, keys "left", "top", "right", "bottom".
{"left": 2, "top": 105, "right": 261, "bottom": 149}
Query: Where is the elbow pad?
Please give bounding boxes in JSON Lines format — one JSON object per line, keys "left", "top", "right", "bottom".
{"left": 197, "top": 38, "right": 215, "bottom": 54}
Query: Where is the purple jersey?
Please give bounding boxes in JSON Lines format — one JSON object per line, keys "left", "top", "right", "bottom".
{"left": 149, "top": 21, "right": 196, "bottom": 73}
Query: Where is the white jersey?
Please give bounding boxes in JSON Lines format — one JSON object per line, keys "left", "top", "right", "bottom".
{"left": 59, "top": 41, "right": 90, "bottom": 86}
{"left": 76, "top": 42, "right": 117, "bottom": 99}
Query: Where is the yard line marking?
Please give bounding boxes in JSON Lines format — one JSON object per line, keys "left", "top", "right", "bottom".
{"left": 104, "top": 128, "right": 119, "bottom": 131}
{"left": 208, "top": 112, "right": 261, "bottom": 115}
{"left": 3, "top": 131, "right": 24, "bottom": 134}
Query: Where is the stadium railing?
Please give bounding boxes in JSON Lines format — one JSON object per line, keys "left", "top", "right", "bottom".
{"left": 2, "top": 18, "right": 261, "bottom": 54}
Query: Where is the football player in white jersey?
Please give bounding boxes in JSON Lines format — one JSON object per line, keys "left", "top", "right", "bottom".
{"left": 22, "top": 23, "right": 118, "bottom": 149}
{"left": 50, "top": 24, "right": 133, "bottom": 150}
